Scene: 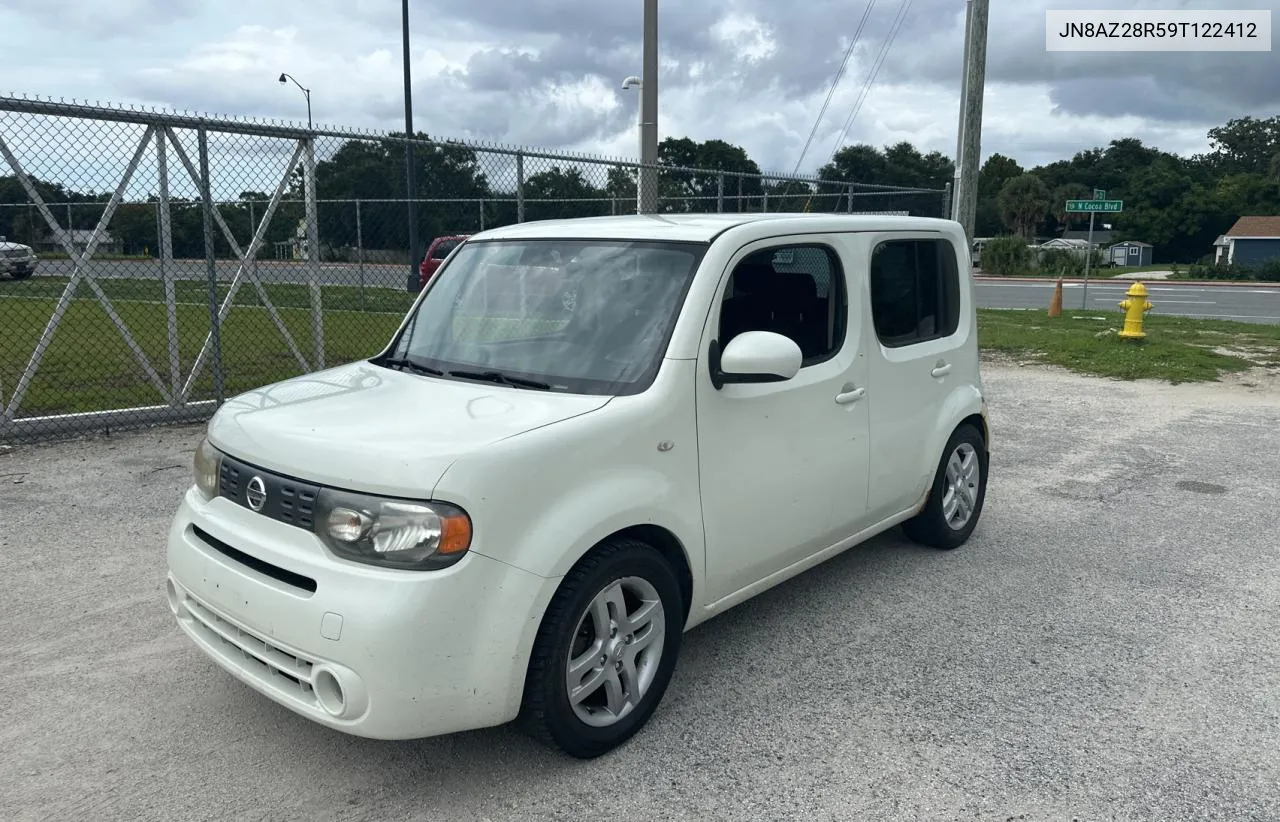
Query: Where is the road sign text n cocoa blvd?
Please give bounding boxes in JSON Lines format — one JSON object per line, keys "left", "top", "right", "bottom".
{"left": 1066, "top": 199, "right": 1123, "bottom": 213}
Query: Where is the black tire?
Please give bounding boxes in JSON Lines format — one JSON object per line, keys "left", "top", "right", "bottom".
{"left": 902, "top": 423, "right": 988, "bottom": 550}
{"left": 10, "top": 269, "right": 33, "bottom": 280}
{"left": 517, "top": 537, "right": 684, "bottom": 759}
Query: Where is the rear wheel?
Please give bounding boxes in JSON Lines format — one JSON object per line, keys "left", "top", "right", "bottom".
{"left": 10, "top": 268, "right": 33, "bottom": 280}
{"left": 902, "top": 423, "right": 988, "bottom": 550}
{"left": 518, "top": 537, "right": 684, "bottom": 759}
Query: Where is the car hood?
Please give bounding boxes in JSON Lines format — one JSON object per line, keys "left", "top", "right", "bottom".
{"left": 206, "top": 360, "right": 611, "bottom": 497}
{"left": 0, "top": 242, "right": 32, "bottom": 252}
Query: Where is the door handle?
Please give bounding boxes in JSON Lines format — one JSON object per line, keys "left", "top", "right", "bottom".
{"left": 835, "top": 386, "right": 865, "bottom": 405}
{"left": 931, "top": 361, "right": 952, "bottom": 378}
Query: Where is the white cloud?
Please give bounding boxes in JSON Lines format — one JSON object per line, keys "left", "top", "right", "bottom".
{"left": 710, "top": 13, "right": 777, "bottom": 64}
{"left": 0, "top": 0, "right": 1273, "bottom": 181}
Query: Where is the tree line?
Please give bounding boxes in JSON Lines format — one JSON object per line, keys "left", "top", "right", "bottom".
{"left": 2, "top": 114, "right": 1277, "bottom": 264}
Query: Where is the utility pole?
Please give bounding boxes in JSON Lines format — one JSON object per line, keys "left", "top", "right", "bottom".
{"left": 402, "top": 0, "right": 420, "bottom": 292}
{"left": 951, "top": 0, "right": 989, "bottom": 242}
{"left": 951, "top": 1, "right": 972, "bottom": 221}
{"left": 637, "top": 0, "right": 659, "bottom": 214}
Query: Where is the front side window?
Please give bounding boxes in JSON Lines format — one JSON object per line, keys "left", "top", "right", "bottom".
{"left": 718, "top": 244, "right": 846, "bottom": 364}
{"left": 386, "top": 239, "right": 707, "bottom": 395}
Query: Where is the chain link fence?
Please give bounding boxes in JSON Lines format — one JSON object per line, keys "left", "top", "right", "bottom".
{"left": 0, "top": 95, "right": 948, "bottom": 444}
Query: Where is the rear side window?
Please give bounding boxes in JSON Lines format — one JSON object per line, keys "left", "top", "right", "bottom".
{"left": 869, "top": 238, "right": 961, "bottom": 347}
{"left": 431, "top": 240, "right": 461, "bottom": 260}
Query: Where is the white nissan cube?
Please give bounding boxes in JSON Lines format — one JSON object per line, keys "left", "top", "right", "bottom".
{"left": 166, "top": 213, "right": 990, "bottom": 758}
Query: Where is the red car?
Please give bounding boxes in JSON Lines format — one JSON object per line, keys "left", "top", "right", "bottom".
{"left": 416, "top": 235, "right": 470, "bottom": 290}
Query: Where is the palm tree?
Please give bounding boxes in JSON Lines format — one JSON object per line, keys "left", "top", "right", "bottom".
{"left": 998, "top": 174, "right": 1052, "bottom": 240}
{"left": 1053, "top": 183, "right": 1091, "bottom": 229}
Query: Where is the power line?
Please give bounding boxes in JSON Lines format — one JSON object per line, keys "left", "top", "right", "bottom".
{"left": 790, "top": 0, "right": 877, "bottom": 177}
{"left": 825, "top": 0, "right": 913, "bottom": 168}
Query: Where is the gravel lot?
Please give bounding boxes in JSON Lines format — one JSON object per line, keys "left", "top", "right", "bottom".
{"left": 2, "top": 361, "right": 1278, "bottom": 821}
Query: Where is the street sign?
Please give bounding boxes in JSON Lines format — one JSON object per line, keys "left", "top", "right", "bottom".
{"left": 1066, "top": 199, "right": 1123, "bottom": 213}
{"left": 1093, "top": 188, "right": 1106, "bottom": 200}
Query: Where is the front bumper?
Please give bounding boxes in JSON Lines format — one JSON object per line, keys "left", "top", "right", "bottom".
{"left": 166, "top": 487, "right": 556, "bottom": 740}
{"left": 0, "top": 258, "right": 35, "bottom": 274}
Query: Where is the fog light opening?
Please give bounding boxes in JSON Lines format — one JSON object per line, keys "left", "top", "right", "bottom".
{"left": 314, "top": 668, "right": 346, "bottom": 717}
{"left": 165, "top": 578, "right": 181, "bottom": 616}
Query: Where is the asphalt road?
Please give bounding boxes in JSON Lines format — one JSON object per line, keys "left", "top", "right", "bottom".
{"left": 3, "top": 361, "right": 1279, "bottom": 820}
{"left": 976, "top": 278, "right": 1280, "bottom": 324}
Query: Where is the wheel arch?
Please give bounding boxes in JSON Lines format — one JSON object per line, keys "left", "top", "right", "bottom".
{"left": 563, "top": 524, "right": 695, "bottom": 624}
{"left": 958, "top": 411, "right": 989, "bottom": 450}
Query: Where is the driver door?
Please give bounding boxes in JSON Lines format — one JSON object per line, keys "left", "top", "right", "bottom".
{"left": 695, "top": 236, "right": 871, "bottom": 605}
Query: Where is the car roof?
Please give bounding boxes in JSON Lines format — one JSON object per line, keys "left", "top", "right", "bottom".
{"left": 468, "top": 213, "right": 958, "bottom": 244}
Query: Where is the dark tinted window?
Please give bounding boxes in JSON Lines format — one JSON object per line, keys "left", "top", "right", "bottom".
{"left": 869, "top": 239, "right": 961, "bottom": 347}
{"left": 431, "top": 239, "right": 461, "bottom": 260}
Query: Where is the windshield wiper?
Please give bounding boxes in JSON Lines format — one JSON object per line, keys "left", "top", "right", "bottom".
{"left": 375, "top": 356, "right": 443, "bottom": 377}
{"left": 447, "top": 369, "right": 552, "bottom": 390}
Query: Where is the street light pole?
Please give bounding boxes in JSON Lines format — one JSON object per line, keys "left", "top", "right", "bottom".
{"left": 277, "top": 73, "right": 312, "bottom": 129}
{"left": 402, "top": 0, "right": 420, "bottom": 292}
{"left": 637, "top": 0, "right": 659, "bottom": 214}
{"left": 622, "top": 75, "right": 642, "bottom": 208}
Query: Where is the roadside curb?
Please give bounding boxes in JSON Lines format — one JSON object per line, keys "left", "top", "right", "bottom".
{"left": 975, "top": 276, "right": 1280, "bottom": 288}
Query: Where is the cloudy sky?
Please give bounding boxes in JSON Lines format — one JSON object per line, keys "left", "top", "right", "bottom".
{"left": 2, "top": 0, "right": 1278, "bottom": 176}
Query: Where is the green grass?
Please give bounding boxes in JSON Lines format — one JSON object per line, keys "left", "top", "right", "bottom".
{"left": 0, "top": 275, "right": 577, "bottom": 416}
{"left": 977, "top": 308, "right": 1280, "bottom": 383}
{"left": 1105, "top": 264, "right": 1176, "bottom": 274}
{"left": 976, "top": 265, "right": 1166, "bottom": 280}
{"left": 1, "top": 291, "right": 407, "bottom": 416}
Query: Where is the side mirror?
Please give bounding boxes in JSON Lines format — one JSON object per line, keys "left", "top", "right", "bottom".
{"left": 709, "top": 331, "right": 802, "bottom": 389}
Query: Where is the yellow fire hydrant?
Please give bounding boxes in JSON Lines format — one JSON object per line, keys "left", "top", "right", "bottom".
{"left": 1118, "top": 281, "right": 1153, "bottom": 339}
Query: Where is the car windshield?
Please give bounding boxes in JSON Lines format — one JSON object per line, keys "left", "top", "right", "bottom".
{"left": 384, "top": 238, "right": 707, "bottom": 395}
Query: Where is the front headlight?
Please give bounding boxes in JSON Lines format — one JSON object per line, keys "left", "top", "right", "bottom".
{"left": 314, "top": 488, "right": 472, "bottom": 571}
{"left": 193, "top": 437, "right": 221, "bottom": 501}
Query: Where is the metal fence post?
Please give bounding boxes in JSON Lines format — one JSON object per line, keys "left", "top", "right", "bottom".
{"left": 355, "top": 198, "right": 366, "bottom": 310}
{"left": 303, "top": 137, "right": 324, "bottom": 370}
{"left": 516, "top": 151, "right": 525, "bottom": 223}
{"left": 478, "top": 198, "right": 485, "bottom": 231}
{"left": 155, "top": 127, "right": 180, "bottom": 405}
{"left": 196, "top": 126, "right": 225, "bottom": 406}
{"left": 717, "top": 173, "right": 724, "bottom": 213}
{"left": 763, "top": 188, "right": 769, "bottom": 213}
{"left": 846, "top": 184, "right": 855, "bottom": 214}
{"left": 943, "top": 181, "right": 953, "bottom": 219}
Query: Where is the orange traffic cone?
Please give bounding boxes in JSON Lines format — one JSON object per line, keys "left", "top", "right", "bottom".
{"left": 1048, "top": 278, "right": 1063, "bottom": 317}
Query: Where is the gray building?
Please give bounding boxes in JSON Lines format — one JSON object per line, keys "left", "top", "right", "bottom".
{"left": 1218, "top": 216, "right": 1280, "bottom": 267}
{"left": 1107, "top": 241, "right": 1153, "bottom": 267}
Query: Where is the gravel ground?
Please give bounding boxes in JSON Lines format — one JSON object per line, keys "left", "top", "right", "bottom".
{"left": 2, "top": 361, "right": 1278, "bottom": 821}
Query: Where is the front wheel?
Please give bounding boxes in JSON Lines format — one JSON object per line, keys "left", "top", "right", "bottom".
{"left": 10, "top": 268, "right": 34, "bottom": 280}
{"left": 517, "top": 538, "right": 684, "bottom": 759}
{"left": 902, "top": 423, "right": 988, "bottom": 550}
